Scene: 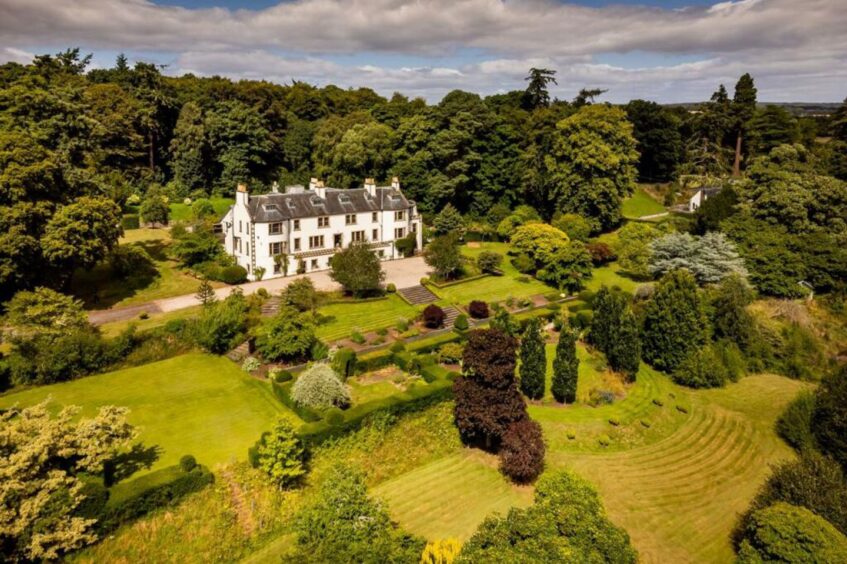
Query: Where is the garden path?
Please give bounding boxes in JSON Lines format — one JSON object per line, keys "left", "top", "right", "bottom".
{"left": 88, "top": 256, "right": 431, "bottom": 325}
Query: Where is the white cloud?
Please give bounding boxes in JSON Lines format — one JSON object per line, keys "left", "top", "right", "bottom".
{"left": 1, "top": 0, "right": 845, "bottom": 102}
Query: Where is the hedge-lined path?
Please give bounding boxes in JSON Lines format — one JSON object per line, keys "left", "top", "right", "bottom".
{"left": 88, "top": 256, "right": 431, "bottom": 325}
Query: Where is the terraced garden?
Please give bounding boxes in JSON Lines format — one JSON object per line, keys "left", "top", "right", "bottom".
{"left": 0, "top": 353, "right": 293, "bottom": 472}
{"left": 370, "top": 358, "right": 808, "bottom": 562}
{"left": 315, "top": 295, "right": 419, "bottom": 341}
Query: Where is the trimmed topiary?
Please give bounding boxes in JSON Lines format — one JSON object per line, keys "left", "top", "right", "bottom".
{"left": 453, "top": 314, "right": 469, "bottom": 331}
{"left": 468, "top": 300, "right": 489, "bottom": 319}
{"left": 423, "top": 304, "right": 446, "bottom": 328}
{"left": 179, "top": 455, "right": 197, "bottom": 472}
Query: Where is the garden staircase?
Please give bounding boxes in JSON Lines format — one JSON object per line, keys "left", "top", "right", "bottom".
{"left": 260, "top": 296, "right": 281, "bottom": 317}
{"left": 227, "top": 341, "right": 251, "bottom": 363}
{"left": 398, "top": 285, "right": 438, "bottom": 305}
{"left": 441, "top": 306, "right": 462, "bottom": 328}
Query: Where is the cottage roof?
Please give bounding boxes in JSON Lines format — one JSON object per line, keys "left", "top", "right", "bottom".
{"left": 245, "top": 187, "right": 413, "bottom": 222}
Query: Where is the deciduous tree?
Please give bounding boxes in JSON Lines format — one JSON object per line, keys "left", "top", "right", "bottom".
{"left": 329, "top": 242, "right": 385, "bottom": 297}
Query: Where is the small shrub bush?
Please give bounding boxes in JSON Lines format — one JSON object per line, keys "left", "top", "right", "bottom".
{"left": 676, "top": 405, "right": 689, "bottom": 414}
{"left": 179, "top": 455, "right": 197, "bottom": 472}
{"left": 389, "top": 341, "right": 406, "bottom": 353}
{"left": 395, "top": 318, "right": 410, "bottom": 332}
{"left": 422, "top": 305, "right": 446, "bottom": 328}
{"left": 566, "top": 430, "right": 576, "bottom": 440}
{"left": 477, "top": 251, "right": 503, "bottom": 273}
{"left": 242, "top": 356, "right": 260, "bottom": 373}
{"left": 588, "top": 389, "right": 614, "bottom": 406}
{"left": 437, "top": 342, "right": 464, "bottom": 364}
{"left": 350, "top": 331, "right": 366, "bottom": 345}
{"left": 468, "top": 300, "right": 489, "bottom": 319}
{"left": 220, "top": 265, "right": 248, "bottom": 284}
{"left": 453, "top": 314, "right": 469, "bottom": 331}
{"left": 608, "top": 417, "right": 620, "bottom": 426}
{"left": 291, "top": 364, "right": 350, "bottom": 409}
{"left": 269, "top": 368, "right": 293, "bottom": 383}
{"left": 386, "top": 283, "right": 396, "bottom": 293}
{"left": 598, "top": 434, "right": 611, "bottom": 447}
{"left": 121, "top": 213, "right": 140, "bottom": 230}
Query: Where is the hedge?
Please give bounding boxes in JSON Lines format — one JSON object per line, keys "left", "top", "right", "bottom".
{"left": 297, "top": 379, "right": 453, "bottom": 446}
{"left": 426, "top": 273, "right": 491, "bottom": 289}
{"left": 271, "top": 380, "right": 322, "bottom": 422}
{"left": 96, "top": 464, "right": 213, "bottom": 533}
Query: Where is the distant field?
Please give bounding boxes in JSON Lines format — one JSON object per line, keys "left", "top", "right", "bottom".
{"left": 315, "top": 295, "right": 419, "bottom": 341}
{"left": 622, "top": 188, "right": 666, "bottom": 218}
{"left": 0, "top": 353, "right": 292, "bottom": 472}
{"left": 169, "top": 197, "right": 234, "bottom": 222}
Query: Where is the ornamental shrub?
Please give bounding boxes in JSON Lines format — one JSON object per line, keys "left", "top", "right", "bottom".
{"left": 386, "top": 283, "right": 396, "bottom": 293}
{"left": 242, "top": 356, "right": 260, "bottom": 373}
{"left": 291, "top": 364, "right": 350, "bottom": 409}
{"left": 468, "top": 300, "right": 489, "bottom": 319}
{"left": 499, "top": 419, "right": 545, "bottom": 483}
{"left": 477, "top": 251, "right": 503, "bottom": 273}
{"left": 220, "top": 265, "right": 248, "bottom": 284}
{"left": 453, "top": 314, "right": 469, "bottom": 331}
{"left": 423, "top": 304, "right": 446, "bottom": 328}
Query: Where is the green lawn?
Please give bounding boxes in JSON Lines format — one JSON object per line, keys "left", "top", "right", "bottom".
{"left": 0, "top": 353, "right": 293, "bottom": 472}
{"left": 169, "top": 197, "right": 234, "bottom": 222}
{"left": 72, "top": 228, "right": 220, "bottom": 309}
{"left": 348, "top": 379, "right": 405, "bottom": 404}
{"left": 622, "top": 188, "right": 665, "bottom": 219}
{"left": 430, "top": 242, "right": 552, "bottom": 306}
{"left": 98, "top": 305, "right": 205, "bottom": 338}
{"left": 315, "top": 295, "right": 419, "bottom": 341}
{"left": 585, "top": 263, "right": 641, "bottom": 294}
{"left": 373, "top": 451, "right": 533, "bottom": 541}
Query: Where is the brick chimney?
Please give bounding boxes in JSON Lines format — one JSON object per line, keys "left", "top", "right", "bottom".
{"left": 364, "top": 177, "right": 376, "bottom": 198}
{"left": 308, "top": 177, "right": 319, "bottom": 191}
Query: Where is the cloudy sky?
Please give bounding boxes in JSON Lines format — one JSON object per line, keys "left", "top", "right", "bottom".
{"left": 1, "top": 0, "right": 845, "bottom": 103}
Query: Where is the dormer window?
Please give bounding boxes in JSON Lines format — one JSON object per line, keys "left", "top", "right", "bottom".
{"left": 339, "top": 194, "right": 351, "bottom": 204}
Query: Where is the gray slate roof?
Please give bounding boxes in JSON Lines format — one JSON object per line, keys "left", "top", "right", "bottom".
{"left": 697, "top": 186, "right": 722, "bottom": 197}
{"left": 245, "top": 187, "right": 414, "bottom": 223}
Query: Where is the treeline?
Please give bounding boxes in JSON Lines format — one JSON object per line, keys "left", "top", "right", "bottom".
{"left": 2, "top": 49, "right": 846, "bottom": 301}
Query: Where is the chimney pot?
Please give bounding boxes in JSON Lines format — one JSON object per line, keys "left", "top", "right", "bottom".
{"left": 237, "top": 183, "right": 248, "bottom": 193}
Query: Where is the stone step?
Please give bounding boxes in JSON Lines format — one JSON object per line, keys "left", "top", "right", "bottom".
{"left": 442, "top": 306, "right": 461, "bottom": 327}
{"left": 261, "top": 296, "right": 281, "bottom": 317}
{"left": 398, "top": 285, "right": 438, "bottom": 305}
{"left": 226, "top": 340, "right": 251, "bottom": 363}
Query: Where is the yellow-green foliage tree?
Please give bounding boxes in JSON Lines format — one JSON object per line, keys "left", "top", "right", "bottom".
{"left": 421, "top": 538, "right": 461, "bottom": 564}
{"left": 0, "top": 401, "right": 136, "bottom": 560}
{"left": 511, "top": 223, "right": 569, "bottom": 269}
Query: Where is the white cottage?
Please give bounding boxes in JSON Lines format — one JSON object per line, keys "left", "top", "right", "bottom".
{"left": 687, "top": 186, "right": 722, "bottom": 212}
{"left": 220, "top": 177, "right": 423, "bottom": 280}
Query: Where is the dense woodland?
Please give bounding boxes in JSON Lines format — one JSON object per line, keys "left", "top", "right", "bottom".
{"left": 2, "top": 49, "right": 846, "bottom": 302}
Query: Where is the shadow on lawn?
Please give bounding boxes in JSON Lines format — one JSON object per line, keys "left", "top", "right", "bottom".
{"left": 71, "top": 241, "right": 163, "bottom": 309}
{"left": 104, "top": 443, "right": 162, "bottom": 486}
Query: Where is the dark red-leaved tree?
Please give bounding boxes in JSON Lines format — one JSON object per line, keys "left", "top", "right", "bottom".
{"left": 422, "top": 304, "right": 446, "bottom": 328}
{"left": 499, "top": 419, "right": 546, "bottom": 483}
{"left": 468, "top": 300, "right": 490, "bottom": 319}
{"left": 453, "top": 329, "right": 528, "bottom": 450}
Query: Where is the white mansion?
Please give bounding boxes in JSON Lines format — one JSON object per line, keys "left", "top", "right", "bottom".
{"left": 221, "top": 177, "right": 423, "bottom": 280}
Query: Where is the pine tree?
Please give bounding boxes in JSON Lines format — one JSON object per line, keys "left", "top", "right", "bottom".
{"left": 731, "top": 73, "right": 757, "bottom": 176}
{"left": 196, "top": 278, "right": 216, "bottom": 306}
{"left": 607, "top": 310, "right": 641, "bottom": 381}
{"left": 519, "top": 318, "right": 546, "bottom": 399}
{"left": 552, "top": 325, "right": 579, "bottom": 403}
{"left": 490, "top": 308, "right": 517, "bottom": 337}
{"left": 642, "top": 269, "right": 709, "bottom": 372}
{"left": 432, "top": 203, "right": 464, "bottom": 235}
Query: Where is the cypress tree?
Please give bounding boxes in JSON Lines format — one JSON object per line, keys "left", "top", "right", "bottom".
{"left": 607, "top": 310, "right": 641, "bottom": 381}
{"left": 552, "top": 325, "right": 579, "bottom": 403}
{"left": 590, "top": 286, "right": 625, "bottom": 354}
{"left": 642, "top": 269, "right": 709, "bottom": 372}
{"left": 519, "top": 318, "right": 546, "bottom": 399}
